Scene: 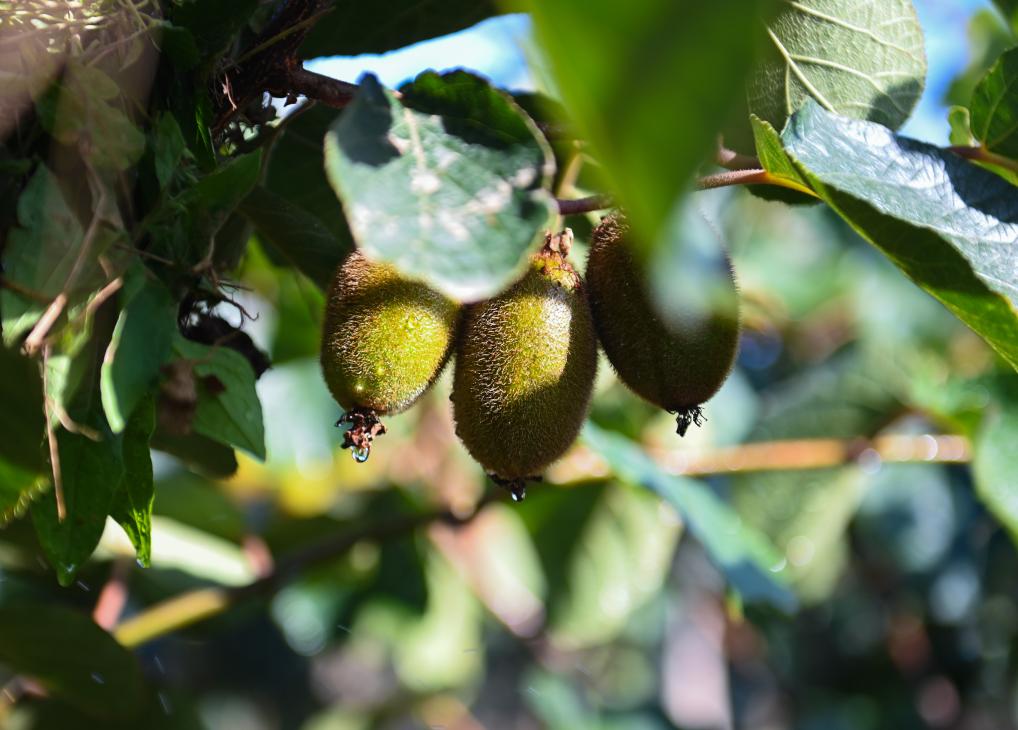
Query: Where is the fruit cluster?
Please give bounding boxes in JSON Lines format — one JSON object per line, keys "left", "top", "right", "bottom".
{"left": 320, "top": 214, "right": 740, "bottom": 500}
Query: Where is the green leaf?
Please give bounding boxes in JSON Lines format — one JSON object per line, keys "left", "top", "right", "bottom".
{"left": 0, "top": 459, "right": 46, "bottom": 527}
{"left": 324, "top": 72, "right": 555, "bottom": 301}
{"left": 172, "top": 336, "right": 266, "bottom": 460}
{"left": 167, "top": 0, "right": 259, "bottom": 58}
{"left": 970, "top": 47, "right": 1018, "bottom": 159}
{"left": 37, "top": 63, "right": 146, "bottom": 171}
{"left": 152, "top": 112, "right": 188, "bottom": 189}
{"left": 264, "top": 105, "right": 357, "bottom": 246}
{"left": 1, "top": 165, "right": 88, "bottom": 344}
{"left": 100, "top": 268, "right": 176, "bottom": 433}
{"left": 749, "top": 0, "right": 926, "bottom": 133}
{"left": 300, "top": 0, "right": 500, "bottom": 57}
{"left": 973, "top": 381, "right": 1018, "bottom": 543}
{"left": 156, "top": 151, "right": 262, "bottom": 266}
{"left": 948, "top": 105, "right": 976, "bottom": 146}
{"left": 527, "top": 0, "right": 776, "bottom": 241}
{"left": 110, "top": 396, "right": 156, "bottom": 566}
{"left": 240, "top": 186, "right": 345, "bottom": 290}
{"left": 0, "top": 603, "right": 147, "bottom": 720}
{"left": 32, "top": 428, "right": 124, "bottom": 586}
{"left": 0, "top": 344, "right": 45, "bottom": 473}
{"left": 533, "top": 482, "right": 681, "bottom": 649}
{"left": 752, "top": 115, "right": 813, "bottom": 190}
{"left": 150, "top": 431, "right": 239, "bottom": 478}
{"left": 582, "top": 423, "right": 796, "bottom": 611}
{"left": 782, "top": 102, "right": 1018, "bottom": 372}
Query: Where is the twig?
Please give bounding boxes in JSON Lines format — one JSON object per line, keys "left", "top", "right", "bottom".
{"left": 112, "top": 498, "right": 494, "bottom": 648}
{"left": 650, "top": 434, "right": 971, "bottom": 476}
{"left": 698, "top": 168, "right": 818, "bottom": 197}
{"left": 41, "top": 345, "right": 65, "bottom": 522}
{"left": 949, "top": 145, "right": 1018, "bottom": 175}
{"left": 272, "top": 67, "right": 358, "bottom": 108}
{"left": 556, "top": 194, "right": 615, "bottom": 216}
{"left": 23, "top": 172, "right": 109, "bottom": 356}
{"left": 716, "top": 143, "right": 761, "bottom": 171}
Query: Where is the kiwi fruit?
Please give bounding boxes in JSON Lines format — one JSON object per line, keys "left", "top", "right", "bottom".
{"left": 451, "top": 231, "right": 597, "bottom": 499}
{"left": 586, "top": 213, "right": 740, "bottom": 436}
{"left": 321, "top": 250, "right": 459, "bottom": 459}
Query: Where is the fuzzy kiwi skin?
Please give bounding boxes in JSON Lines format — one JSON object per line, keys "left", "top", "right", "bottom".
{"left": 452, "top": 254, "right": 598, "bottom": 481}
{"left": 586, "top": 213, "right": 740, "bottom": 416}
{"left": 321, "top": 251, "right": 459, "bottom": 415}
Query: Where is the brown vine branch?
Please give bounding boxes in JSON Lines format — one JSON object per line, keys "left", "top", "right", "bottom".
{"left": 651, "top": 434, "right": 971, "bottom": 476}
{"left": 949, "top": 145, "right": 1018, "bottom": 175}
{"left": 696, "top": 168, "right": 818, "bottom": 197}
{"left": 109, "top": 432, "right": 970, "bottom": 650}
{"left": 112, "top": 499, "right": 493, "bottom": 648}
{"left": 556, "top": 194, "right": 615, "bottom": 215}
{"left": 212, "top": 0, "right": 343, "bottom": 133}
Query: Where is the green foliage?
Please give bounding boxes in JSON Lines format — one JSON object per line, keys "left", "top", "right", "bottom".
{"left": 527, "top": 0, "right": 777, "bottom": 245}
{"left": 969, "top": 47, "right": 1018, "bottom": 158}
{"left": 100, "top": 268, "right": 176, "bottom": 433}
{"left": 583, "top": 423, "right": 796, "bottom": 611}
{"left": 748, "top": 0, "right": 926, "bottom": 132}
{"left": 782, "top": 102, "right": 1018, "bottom": 371}
{"left": 171, "top": 336, "right": 266, "bottom": 460}
{"left": 0, "top": 603, "right": 146, "bottom": 720}
{"left": 300, "top": 0, "right": 501, "bottom": 58}
{"left": 4, "top": 2, "right": 1018, "bottom": 726}
{"left": 324, "top": 72, "right": 555, "bottom": 301}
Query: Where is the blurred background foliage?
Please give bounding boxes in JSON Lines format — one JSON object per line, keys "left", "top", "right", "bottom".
{"left": 1, "top": 1, "right": 1018, "bottom": 729}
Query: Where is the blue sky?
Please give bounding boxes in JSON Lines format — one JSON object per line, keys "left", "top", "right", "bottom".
{"left": 307, "top": 1, "right": 994, "bottom": 146}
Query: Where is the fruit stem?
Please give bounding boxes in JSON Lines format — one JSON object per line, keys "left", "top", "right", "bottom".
{"left": 489, "top": 474, "right": 541, "bottom": 502}
{"left": 672, "top": 406, "right": 706, "bottom": 438}
{"left": 336, "top": 408, "right": 387, "bottom": 462}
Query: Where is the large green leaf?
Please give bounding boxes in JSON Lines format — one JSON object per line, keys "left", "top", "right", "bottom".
{"left": 300, "top": 0, "right": 500, "bottom": 58}
{"left": 970, "top": 46, "right": 1018, "bottom": 159}
{"left": 264, "top": 105, "right": 356, "bottom": 247}
{"left": 749, "top": 0, "right": 926, "bottom": 132}
{"left": 32, "top": 427, "right": 124, "bottom": 586}
{"left": 582, "top": 423, "right": 796, "bottom": 611}
{"left": 0, "top": 603, "right": 146, "bottom": 720}
{"left": 527, "top": 0, "right": 776, "bottom": 241}
{"left": 109, "top": 397, "right": 156, "bottom": 567}
{"left": 100, "top": 268, "right": 177, "bottom": 433}
{"left": 172, "top": 336, "right": 266, "bottom": 460}
{"left": 782, "top": 102, "right": 1018, "bottom": 371}
{"left": 240, "top": 186, "right": 345, "bottom": 290}
{"left": 324, "top": 71, "right": 555, "bottom": 301}
{"left": 0, "top": 344, "right": 45, "bottom": 473}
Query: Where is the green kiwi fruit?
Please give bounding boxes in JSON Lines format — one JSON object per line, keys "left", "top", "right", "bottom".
{"left": 586, "top": 213, "right": 740, "bottom": 436}
{"left": 451, "top": 231, "right": 597, "bottom": 499}
{"left": 321, "top": 250, "right": 459, "bottom": 459}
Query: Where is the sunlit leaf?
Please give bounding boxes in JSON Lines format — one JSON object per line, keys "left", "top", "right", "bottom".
{"left": 324, "top": 72, "right": 555, "bottom": 301}
{"left": 782, "top": 102, "right": 1018, "bottom": 371}
{"left": 749, "top": 0, "right": 926, "bottom": 132}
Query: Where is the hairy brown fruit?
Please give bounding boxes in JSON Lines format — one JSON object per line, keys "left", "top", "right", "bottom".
{"left": 587, "top": 213, "right": 740, "bottom": 436}
{"left": 321, "top": 251, "right": 460, "bottom": 456}
{"left": 452, "top": 233, "right": 597, "bottom": 497}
